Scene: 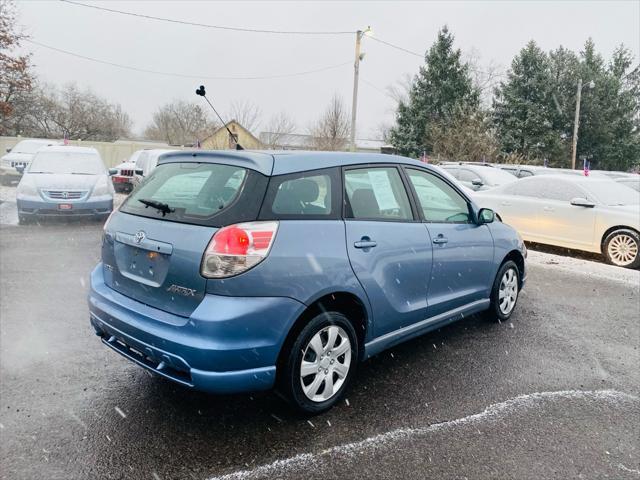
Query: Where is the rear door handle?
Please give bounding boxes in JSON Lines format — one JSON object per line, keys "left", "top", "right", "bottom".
{"left": 432, "top": 235, "right": 448, "bottom": 245}
{"left": 354, "top": 240, "right": 377, "bottom": 249}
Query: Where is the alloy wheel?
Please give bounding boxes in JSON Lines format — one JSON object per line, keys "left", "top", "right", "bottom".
{"left": 300, "top": 325, "right": 351, "bottom": 402}
{"left": 498, "top": 267, "right": 518, "bottom": 315}
{"left": 607, "top": 234, "right": 638, "bottom": 267}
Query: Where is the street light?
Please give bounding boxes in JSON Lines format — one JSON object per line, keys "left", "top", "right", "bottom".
{"left": 571, "top": 79, "right": 595, "bottom": 169}
{"left": 350, "top": 26, "right": 372, "bottom": 152}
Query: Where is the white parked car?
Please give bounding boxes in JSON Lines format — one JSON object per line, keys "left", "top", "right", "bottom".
{"left": 108, "top": 150, "right": 145, "bottom": 193}
{"left": 615, "top": 176, "right": 640, "bottom": 192}
{"left": 1, "top": 139, "right": 61, "bottom": 184}
{"left": 131, "top": 149, "right": 177, "bottom": 186}
{"left": 475, "top": 175, "right": 640, "bottom": 268}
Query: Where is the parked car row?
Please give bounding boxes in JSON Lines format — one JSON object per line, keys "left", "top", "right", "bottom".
{"left": 442, "top": 163, "right": 640, "bottom": 269}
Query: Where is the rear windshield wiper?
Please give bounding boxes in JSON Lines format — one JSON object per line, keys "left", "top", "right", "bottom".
{"left": 138, "top": 198, "right": 175, "bottom": 216}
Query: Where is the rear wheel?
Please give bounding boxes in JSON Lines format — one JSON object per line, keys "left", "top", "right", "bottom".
{"left": 484, "top": 260, "right": 520, "bottom": 322}
{"left": 279, "top": 312, "right": 357, "bottom": 414}
{"left": 603, "top": 229, "right": 640, "bottom": 269}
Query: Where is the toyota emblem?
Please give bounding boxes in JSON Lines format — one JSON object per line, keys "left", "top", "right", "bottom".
{"left": 134, "top": 231, "right": 146, "bottom": 244}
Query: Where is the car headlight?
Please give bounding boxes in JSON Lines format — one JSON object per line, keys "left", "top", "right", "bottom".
{"left": 92, "top": 176, "right": 114, "bottom": 197}
{"left": 16, "top": 178, "right": 38, "bottom": 197}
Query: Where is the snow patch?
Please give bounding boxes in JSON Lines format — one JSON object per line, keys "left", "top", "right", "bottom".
{"left": 207, "top": 390, "right": 638, "bottom": 480}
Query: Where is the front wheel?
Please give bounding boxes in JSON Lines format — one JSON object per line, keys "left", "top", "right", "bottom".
{"left": 279, "top": 312, "right": 358, "bottom": 414}
{"left": 603, "top": 229, "right": 640, "bottom": 269}
{"left": 485, "top": 260, "right": 520, "bottom": 322}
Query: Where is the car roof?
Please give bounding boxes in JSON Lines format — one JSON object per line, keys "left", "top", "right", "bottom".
{"left": 36, "top": 145, "right": 99, "bottom": 155}
{"left": 158, "top": 150, "right": 432, "bottom": 176}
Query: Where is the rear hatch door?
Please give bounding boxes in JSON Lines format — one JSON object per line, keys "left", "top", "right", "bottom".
{"left": 102, "top": 158, "right": 270, "bottom": 317}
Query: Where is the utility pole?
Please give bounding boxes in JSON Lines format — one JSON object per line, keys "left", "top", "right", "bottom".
{"left": 350, "top": 29, "right": 364, "bottom": 152}
{"left": 571, "top": 78, "right": 582, "bottom": 170}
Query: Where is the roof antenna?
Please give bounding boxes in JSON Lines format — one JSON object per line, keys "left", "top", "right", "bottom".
{"left": 195, "top": 85, "right": 243, "bottom": 150}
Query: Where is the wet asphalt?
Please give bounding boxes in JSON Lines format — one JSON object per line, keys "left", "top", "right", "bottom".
{"left": 0, "top": 221, "right": 638, "bottom": 480}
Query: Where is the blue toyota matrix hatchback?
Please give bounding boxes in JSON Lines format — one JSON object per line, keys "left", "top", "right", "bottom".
{"left": 89, "top": 151, "right": 526, "bottom": 413}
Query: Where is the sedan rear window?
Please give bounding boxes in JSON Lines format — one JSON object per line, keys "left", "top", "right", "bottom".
{"left": 121, "top": 163, "right": 255, "bottom": 225}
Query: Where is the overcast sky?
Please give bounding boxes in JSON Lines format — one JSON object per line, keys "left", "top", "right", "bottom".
{"left": 16, "top": 0, "right": 640, "bottom": 140}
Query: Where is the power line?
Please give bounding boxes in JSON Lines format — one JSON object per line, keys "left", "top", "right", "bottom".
{"left": 25, "top": 39, "right": 351, "bottom": 80}
{"left": 369, "top": 36, "right": 423, "bottom": 58}
{"left": 59, "top": 0, "right": 355, "bottom": 35}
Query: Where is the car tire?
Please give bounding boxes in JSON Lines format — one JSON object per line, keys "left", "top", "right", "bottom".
{"left": 484, "top": 260, "right": 520, "bottom": 323}
{"left": 18, "top": 214, "right": 30, "bottom": 225}
{"left": 279, "top": 311, "right": 358, "bottom": 415}
{"left": 603, "top": 229, "right": 640, "bottom": 269}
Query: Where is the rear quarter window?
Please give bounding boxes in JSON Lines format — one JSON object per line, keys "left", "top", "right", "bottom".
{"left": 259, "top": 168, "right": 341, "bottom": 220}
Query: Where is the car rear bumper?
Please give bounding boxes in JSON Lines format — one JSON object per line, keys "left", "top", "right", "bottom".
{"left": 17, "top": 198, "right": 113, "bottom": 217}
{"left": 88, "top": 264, "right": 305, "bottom": 394}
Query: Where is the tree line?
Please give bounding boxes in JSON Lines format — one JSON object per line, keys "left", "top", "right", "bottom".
{"left": 389, "top": 26, "right": 639, "bottom": 171}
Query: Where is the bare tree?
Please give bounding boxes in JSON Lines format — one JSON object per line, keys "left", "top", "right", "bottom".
{"left": 261, "top": 111, "right": 296, "bottom": 149}
{"left": 309, "top": 94, "right": 349, "bottom": 151}
{"left": 386, "top": 73, "right": 414, "bottom": 106}
{"left": 0, "top": 0, "right": 34, "bottom": 135}
{"left": 16, "top": 82, "right": 132, "bottom": 141}
{"left": 144, "top": 100, "right": 217, "bottom": 145}
{"left": 227, "top": 99, "right": 261, "bottom": 134}
{"left": 463, "top": 48, "right": 504, "bottom": 106}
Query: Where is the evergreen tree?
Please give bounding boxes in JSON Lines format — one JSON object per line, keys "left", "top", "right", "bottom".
{"left": 493, "top": 41, "right": 564, "bottom": 164}
{"left": 389, "top": 26, "right": 479, "bottom": 158}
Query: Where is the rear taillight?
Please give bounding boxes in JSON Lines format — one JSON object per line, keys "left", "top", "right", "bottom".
{"left": 201, "top": 221, "right": 279, "bottom": 278}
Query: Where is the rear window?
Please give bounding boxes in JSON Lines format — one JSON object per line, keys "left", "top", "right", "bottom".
{"left": 121, "top": 162, "right": 268, "bottom": 226}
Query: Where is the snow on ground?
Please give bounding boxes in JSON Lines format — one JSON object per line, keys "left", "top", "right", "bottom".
{"left": 526, "top": 249, "right": 640, "bottom": 286}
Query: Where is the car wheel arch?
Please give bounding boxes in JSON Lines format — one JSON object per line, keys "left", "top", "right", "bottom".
{"left": 276, "top": 291, "right": 369, "bottom": 374}
{"left": 501, "top": 250, "right": 525, "bottom": 288}
{"left": 600, "top": 225, "right": 640, "bottom": 253}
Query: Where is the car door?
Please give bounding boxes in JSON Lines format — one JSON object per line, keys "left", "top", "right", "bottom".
{"left": 405, "top": 168, "right": 494, "bottom": 317}
{"left": 535, "top": 178, "right": 596, "bottom": 249}
{"left": 487, "top": 179, "right": 547, "bottom": 240}
{"left": 343, "top": 166, "right": 432, "bottom": 338}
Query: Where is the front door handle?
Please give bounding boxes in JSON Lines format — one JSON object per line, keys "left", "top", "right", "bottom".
{"left": 354, "top": 239, "right": 377, "bottom": 249}
{"left": 433, "top": 234, "right": 448, "bottom": 245}
{"left": 500, "top": 201, "right": 512, "bottom": 206}
{"left": 543, "top": 206, "right": 554, "bottom": 212}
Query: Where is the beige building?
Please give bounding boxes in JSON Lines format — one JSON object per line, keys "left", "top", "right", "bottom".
{"left": 201, "top": 121, "right": 262, "bottom": 150}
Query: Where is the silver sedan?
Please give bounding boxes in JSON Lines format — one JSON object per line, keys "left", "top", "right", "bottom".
{"left": 475, "top": 175, "right": 640, "bottom": 268}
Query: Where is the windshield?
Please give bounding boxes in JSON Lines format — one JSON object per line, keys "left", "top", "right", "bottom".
{"left": 121, "top": 162, "right": 248, "bottom": 224}
{"left": 479, "top": 167, "right": 519, "bottom": 186}
{"left": 28, "top": 151, "right": 104, "bottom": 174}
{"left": 13, "top": 140, "right": 51, "bottom": 154}
{"left": 585, "top": 180, "right": 640, "bottom": 205}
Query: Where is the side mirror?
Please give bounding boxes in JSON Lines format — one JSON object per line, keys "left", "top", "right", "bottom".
{"left": 6, "top": 148, "right": 11, "bottom": 153}
{"left": 478, "top": 208, "right": 495, "bottom": 224}
{"left": 570, "top": 197, "right": 596, "bottom": 208}
{"left": 15, "top": 165, "right": 25, "bottom": 174}
{"left": 135, "top": 168, "right": 144, "bottom": 176}
{"left": 108, "top": 168, "right": 118, "bottom": 176}
{"left": 471, "top": 178, "right": 484, "bottom": 187}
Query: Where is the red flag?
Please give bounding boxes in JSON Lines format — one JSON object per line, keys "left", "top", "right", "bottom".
{"left": 583, "top": 159, "right": 590, "bottom": 177}
{"left": 63, "top": 133, "right": 69, "bottom": 146}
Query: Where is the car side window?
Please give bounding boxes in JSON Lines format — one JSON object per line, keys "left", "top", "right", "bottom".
{"left": 344, "top": 167, "right": 413, "bottom": 221}
{"left": 259, "top": 168, "right": 338, "bottom": 219}
{"left": 406, "top": 169, "right": 471, "bottom": 223}
{"left": 503, "top": 178, "right": 582, "bottom": 201}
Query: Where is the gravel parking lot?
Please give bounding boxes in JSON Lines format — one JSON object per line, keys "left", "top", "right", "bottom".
{"left": 0, "top": 209, "right": 638, "bottom": 480}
